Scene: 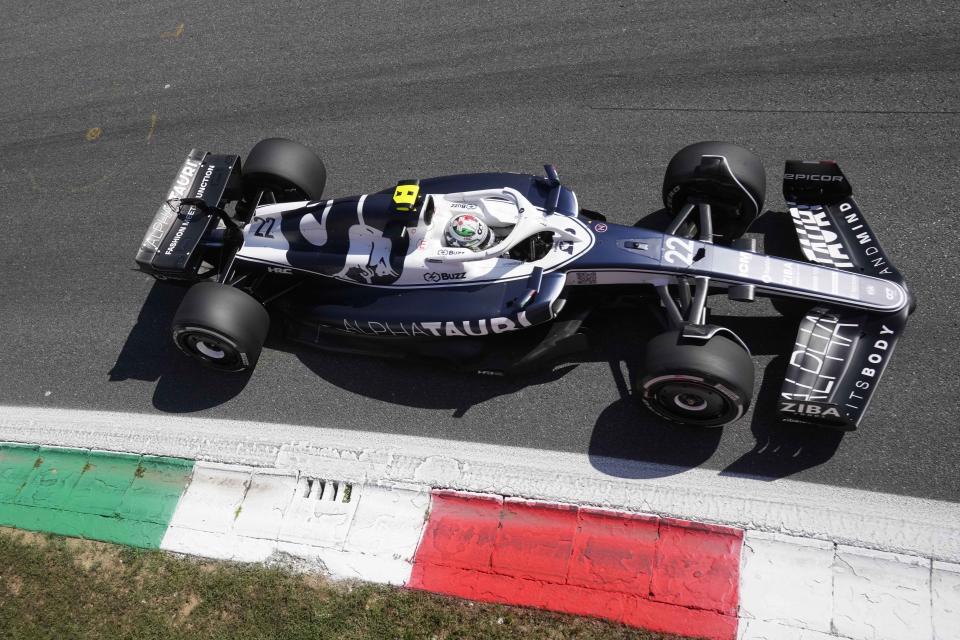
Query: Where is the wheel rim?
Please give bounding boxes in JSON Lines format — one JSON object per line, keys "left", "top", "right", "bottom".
{"left": 642, "top": 375, "right": 742, "bottom": 427}
{"left": 674, "top": 391, "right": 709, "bottom": 412}
{"left": 175, "top": 328, "right": 245, "bottom": 371}
{"left": 195, "top": 340, "right": 226, "bottom": 359}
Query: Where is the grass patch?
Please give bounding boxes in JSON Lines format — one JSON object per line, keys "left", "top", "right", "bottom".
{"left": 0, "top": 527, "right": 686, "bottom": 640}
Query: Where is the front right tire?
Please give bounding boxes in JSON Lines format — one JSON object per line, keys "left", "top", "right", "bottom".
{"left": 637, "top": 330, "right": 754, "bottom": 427}
{"left": 172, "top": 282, "right": 270, "bottom": 372}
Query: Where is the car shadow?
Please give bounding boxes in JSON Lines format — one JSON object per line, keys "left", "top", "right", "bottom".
{"left": 109, "top": 279, "right": 253, "bottom": 412}
{"left": 112, "top": 248, "right": 843, "bottom": 480}
{"left": 587, "top": 358, "right": 725, "bottom": 479}
{"left": 720, "top": 353, "right": 845, "bottom": 480}
{"left": 111, "top": 280, "right": 581, "bottom": 416}
{"left": 710, "top": 311, "right": 847, "bottom": 479}
{"left": 585, "top": 311, "right": 844, "bottom": 480}
{"left": 289, "top": 345, "right": 579, "bottom": 416}
{"left": 282, "top": 301, "right": 663, "bottom": 415}
{"left": 579, "top": 304, "right": 725, "bottom": 478}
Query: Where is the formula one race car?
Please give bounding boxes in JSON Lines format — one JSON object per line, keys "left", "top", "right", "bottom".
{"left": 135, "top": 138, "right": 913, "bottom": 429}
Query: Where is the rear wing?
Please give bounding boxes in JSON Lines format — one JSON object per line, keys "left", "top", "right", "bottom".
{"left": 135, "top": 149, "right": 241, "bottom": 279}
{"left": 778, "top": 161, "right": 913, "bottom": 429}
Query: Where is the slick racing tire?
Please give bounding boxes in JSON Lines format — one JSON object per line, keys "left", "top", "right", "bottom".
{"left": 662, "top": 141, "right": 765, "bottom": 243}
{"left": 243, "top": 138, "right": 327, "bottom": 202}
{"left": 638, "top": 330, "right": 754, "bottom": 427}
{"left": 172, "top": 282, "right": 270, "bottom": 373}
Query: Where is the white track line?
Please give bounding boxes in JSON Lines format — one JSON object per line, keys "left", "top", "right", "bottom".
{"left": 2, "top": 404, "right": 958, "bottom": 562}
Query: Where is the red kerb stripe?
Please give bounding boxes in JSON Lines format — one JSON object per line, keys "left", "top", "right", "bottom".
{"left": 409, "top": 491, "right": 742, "bottom": 640}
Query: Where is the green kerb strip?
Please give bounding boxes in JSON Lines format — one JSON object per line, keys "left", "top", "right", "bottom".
{"left": 0, "top": 443, "right": 193, "bottom": 548}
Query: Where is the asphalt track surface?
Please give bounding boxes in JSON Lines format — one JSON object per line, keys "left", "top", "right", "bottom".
{"left": 1, "top": 1, "right": 957, "bottom": 501}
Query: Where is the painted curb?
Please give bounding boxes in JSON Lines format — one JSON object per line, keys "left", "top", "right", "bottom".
{"left": 159, "top": 461, "right": 429, "bottom": 585}
{"left": 3, "top": 445, "right": 957, "bottom": 639}
{"left": 2, "top": 421, "right": 958, "bottom": 639}
{"left": 3, "top": 405, "right": 957, "bottom": 562}
{"left": 409, "top": 491, "right": 741, "bottom": 640}
{"left": 0, "top": 443, "right": 192, "bottom": 548}
{"left": 738, "top": 532, "right": 960, "bottom": 640}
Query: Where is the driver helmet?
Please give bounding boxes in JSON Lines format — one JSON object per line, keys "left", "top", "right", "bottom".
{"left": 445, "top": 213, "right": 495, "bottom": 250}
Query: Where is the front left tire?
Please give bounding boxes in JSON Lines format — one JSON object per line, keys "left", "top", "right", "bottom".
{"left": 172, "top": 282, "right": 270, "bottom": 372}
{"left": 662, "top": 141, "right": 766, "bottom": 243}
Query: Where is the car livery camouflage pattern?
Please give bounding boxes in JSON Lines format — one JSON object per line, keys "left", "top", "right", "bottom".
{"left": 134, "top": 139, "right": 913, "bottom": 430}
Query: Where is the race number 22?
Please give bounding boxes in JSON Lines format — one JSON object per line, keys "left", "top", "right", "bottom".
{"left": 663, "top": 237, "right": 695, "bottom": 267}
{"left": 252, "top": 216, "right": 276, "bottom": 238}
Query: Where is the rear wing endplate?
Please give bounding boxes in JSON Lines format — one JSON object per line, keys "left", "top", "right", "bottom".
{"left": 135, "top": 149, "right": 240, "bottom": 279}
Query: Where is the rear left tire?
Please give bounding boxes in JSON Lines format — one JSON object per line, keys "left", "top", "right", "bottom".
{"left": 242, "top": 138, "right": 327, "bottom": 203}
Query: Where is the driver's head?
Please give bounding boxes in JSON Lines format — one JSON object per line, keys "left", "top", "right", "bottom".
{"left": 445, "top": 214, "right": 494, "bottom": 250}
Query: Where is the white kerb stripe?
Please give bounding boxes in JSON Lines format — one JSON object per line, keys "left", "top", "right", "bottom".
{"left": 160, "top": 460, "right": 429, "bottom": 584}
{"left": 739, "top": 532, "right": 960, "bottom": 640}
{"left": 739, "top": 531, "right": 834, "bottom": 633}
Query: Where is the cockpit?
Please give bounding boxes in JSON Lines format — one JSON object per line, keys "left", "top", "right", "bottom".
{"left": 394, "top": 181, "right": 577, "bottom": 265}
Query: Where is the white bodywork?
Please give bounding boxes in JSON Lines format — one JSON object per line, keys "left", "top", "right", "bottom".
{"left": 235, "top": 188, "right": 595, "bottom": 288}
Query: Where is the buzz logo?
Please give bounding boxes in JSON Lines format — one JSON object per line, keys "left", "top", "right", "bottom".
{"left": 423, "top": 272, "right": 466, "bottom": 282}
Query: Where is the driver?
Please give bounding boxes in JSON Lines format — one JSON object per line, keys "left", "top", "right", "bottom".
{"left": 444, "top": 213, "right": 496, "bottom": 251}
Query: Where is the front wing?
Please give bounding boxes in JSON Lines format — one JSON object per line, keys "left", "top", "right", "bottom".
{"left": 778, "top": 160, "right": 913, "bottom": 429}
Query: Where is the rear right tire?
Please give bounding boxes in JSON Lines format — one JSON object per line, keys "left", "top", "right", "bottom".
{"left": 172, "top": 282, "right": 270, "bottom": 372}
